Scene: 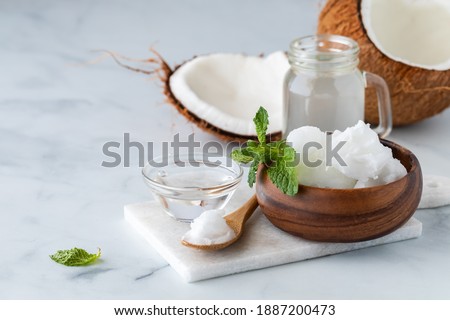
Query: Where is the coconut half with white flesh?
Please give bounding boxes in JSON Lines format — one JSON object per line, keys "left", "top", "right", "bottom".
{"left": 361, "top": 0, "right": 450, "bottom": 71}
{"left": 319, "top": 0, "right": 450, "bottom": 126}
{"left": 166, "top": 52, "right": 289, "bottom": 141}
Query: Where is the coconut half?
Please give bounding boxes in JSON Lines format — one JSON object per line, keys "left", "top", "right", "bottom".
{"left": 361, "top": 0, "right": 450, "bottom": 71}
{"left": 318, "top": 0, "right": 450, "bottom": 126}
{"left": 168, "top": 52, "right": 289, "bottom": 141}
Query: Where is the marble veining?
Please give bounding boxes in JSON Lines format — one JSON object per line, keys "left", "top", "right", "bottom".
{"left": 1, "top": 0, "right": 449, "bottom": 299}
{"left": 135, "top": 264, "right": 170, "bottom": 281}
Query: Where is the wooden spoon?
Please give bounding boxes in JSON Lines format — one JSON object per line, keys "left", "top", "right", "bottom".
{"left": 181, "top": 194, "right": 259, "bottom": 251}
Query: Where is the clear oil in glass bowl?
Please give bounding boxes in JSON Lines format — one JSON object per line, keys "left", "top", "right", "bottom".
{"left": 142, "top": 154, "right": 243, "bottom": 222}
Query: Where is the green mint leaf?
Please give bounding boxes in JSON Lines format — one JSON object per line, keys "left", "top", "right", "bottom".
{"left": 231, "top": 148, "right": 254, "bottom": 164}
{"left": 246, "top": 140, "right": 259, "bottom": 149}
{"left": 267, "top": 160, "right": 298, "bottom": 196}
{"left": 267, "top": 140, "right": 296, "bottom": 163}
{"left": 283, "top": 146, "right": 295, "bottom": 160}
{"left": 253, "top": 106, "right": 269, "bottom": 144}
{"left": 281, "top": 144, "right": 296, "bottom": 162}
{"left": 248, "top": 159, "right": 260, "bottom": 188}
{"left": 246, "top": 140, "right": 259, "bottom": 151}
{"left": 50, "top": 247, "right": 101, "bottom": 266}
{"left": 229, "top": 106, "right": 299, "bottom": 195}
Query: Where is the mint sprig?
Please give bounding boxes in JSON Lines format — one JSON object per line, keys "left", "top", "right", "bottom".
{"left": 253, "top": 106, "right": 269, "bottom": 144}
{"left": 50, "top": 247, "right": 101, "bottom": 266}
{"left": 231, "top": 107, "right": 298, "bottom": 196}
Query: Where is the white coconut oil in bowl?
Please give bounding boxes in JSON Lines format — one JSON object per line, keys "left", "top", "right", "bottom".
{"left": 142, "top": 153, "right": 243, "bottom": 222}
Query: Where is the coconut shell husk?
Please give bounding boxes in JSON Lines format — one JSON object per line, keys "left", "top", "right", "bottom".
{"left": 107, "top": 50, "right": 280, "bottom": 142}
{"left": 318, "top": 0, "right": 450, "bottom": 126}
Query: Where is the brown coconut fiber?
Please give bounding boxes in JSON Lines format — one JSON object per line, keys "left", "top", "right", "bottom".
{"left": 318, "top": 0, "right": 450, "bottom": 126}
{"left": 107, "top": 49, "right": 281, "bottom": 142}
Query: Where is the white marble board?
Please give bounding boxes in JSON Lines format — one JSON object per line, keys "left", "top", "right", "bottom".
{"left": 125, "top": 200, "right": 422, "bottom": 282}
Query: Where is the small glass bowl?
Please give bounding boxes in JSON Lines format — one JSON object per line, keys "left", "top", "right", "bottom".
{"left": 142, "top": 153, "right": 243, "bottom": 222}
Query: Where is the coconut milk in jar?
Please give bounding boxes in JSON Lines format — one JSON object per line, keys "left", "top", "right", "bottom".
{"left": 283, "top": 34, "right": 392, "bottom": 137}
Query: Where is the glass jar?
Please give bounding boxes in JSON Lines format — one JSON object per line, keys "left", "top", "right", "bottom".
{"left": 283, "top": 34, "right": 392, "bottom": 137}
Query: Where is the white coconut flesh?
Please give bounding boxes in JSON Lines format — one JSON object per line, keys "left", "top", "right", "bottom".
{"left": 169, "top": 52, "right": 290, "bottom": 137}
{"left": 361, "top": 0, "right": 450, "bottom": 71}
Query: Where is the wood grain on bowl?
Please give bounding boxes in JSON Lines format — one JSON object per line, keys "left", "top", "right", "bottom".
{"left": 255, "top": 139, "right": 422, "bottom": 242}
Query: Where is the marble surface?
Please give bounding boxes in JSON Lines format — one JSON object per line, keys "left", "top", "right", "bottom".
{"left": 1, "top": 0, "right": 450, "bottom": 299}
{"left": 125, "top": 198, "right": 422, "bottom": 283}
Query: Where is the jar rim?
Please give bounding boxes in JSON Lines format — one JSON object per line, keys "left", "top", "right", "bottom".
{"left": 288, "top": 34, "right": 360, "bottom": 72}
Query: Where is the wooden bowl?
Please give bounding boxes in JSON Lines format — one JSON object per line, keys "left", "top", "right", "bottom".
{"left": 255, "top": 139, "right": 423, "bottom": 242}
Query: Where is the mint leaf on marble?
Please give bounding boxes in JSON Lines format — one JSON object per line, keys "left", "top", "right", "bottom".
{"left": 50, "top": 247, "right": 101, "bottom": 266}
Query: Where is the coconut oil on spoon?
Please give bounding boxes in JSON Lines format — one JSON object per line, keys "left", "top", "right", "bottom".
{"left": 182, "top": 194, "right": 259, "bottom": 251}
